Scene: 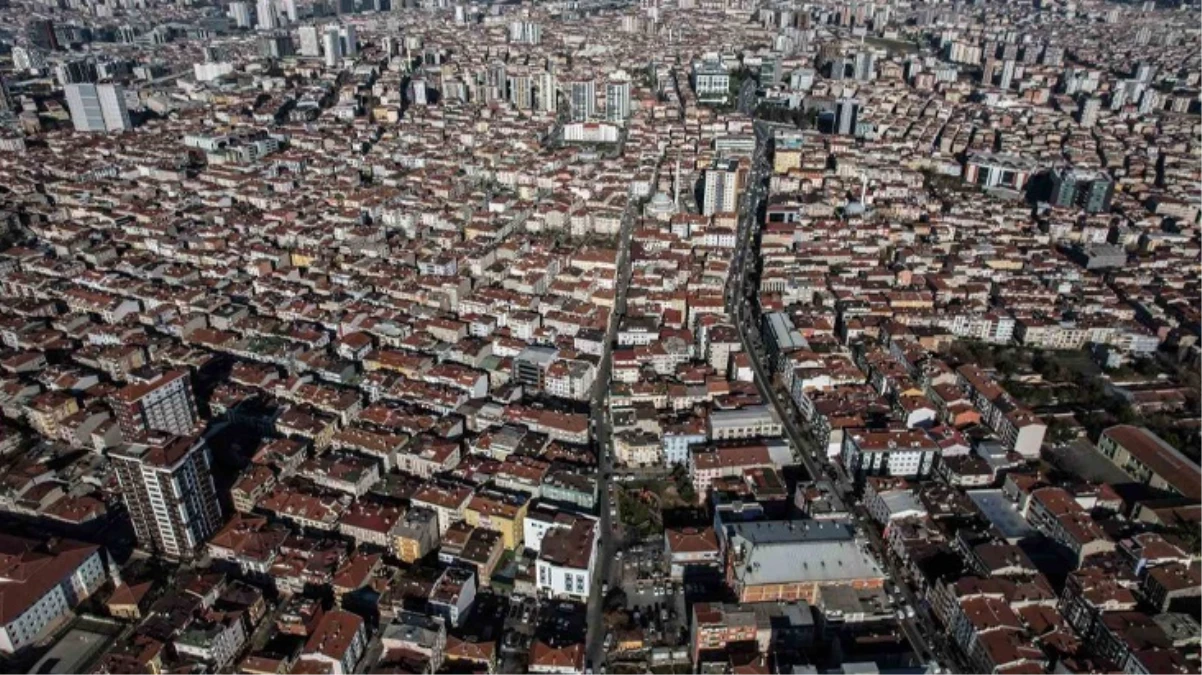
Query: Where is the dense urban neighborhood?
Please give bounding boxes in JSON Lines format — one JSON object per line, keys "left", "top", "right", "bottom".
{"left": 0, "top": 0, "right": 1197, "bottom": 672}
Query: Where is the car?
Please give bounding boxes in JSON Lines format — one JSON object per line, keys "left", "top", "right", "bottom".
{"left": 602, "top": 582, "right": 609, "bottom": 594}
{"left": 905, "top": 606, "right": 916, "bottom": 619}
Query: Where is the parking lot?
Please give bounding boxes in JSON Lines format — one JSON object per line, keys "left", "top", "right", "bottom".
{"left": 613, "top": 542, "right": 689, "bottom": 653}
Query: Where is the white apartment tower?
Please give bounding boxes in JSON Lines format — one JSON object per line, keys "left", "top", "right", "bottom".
{"left": 341, "top": 24, "right": 358, "bottom": 57}
{"left": 605, "top": 70, "right": 632, "bottom": 122}
{"left": 298, "top": 25, "right": 321, "bottom": 56}
{"left": 1078, "top": 96, "right": 1101, "bottom": 127}
{"left": 256, "top": 0, "right": 278, "bottom": 29}
{"left": 570, "top": 79, "right": 596, "bottom": 121}
{"left": 702, "top": 158, "right": 741, "bottom": 216}
{"left": 535, "top": 70, "right": 557, "bottom": 112}
{"left": 323, "top": 26, "right": 341, "bottom": 66}
{"left": 230, "top": 1, "right": 253, "bottom": 27}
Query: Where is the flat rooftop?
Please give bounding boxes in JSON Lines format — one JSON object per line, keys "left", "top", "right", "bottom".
{"left": 967, "top": 489, "right": 1036, "bottom": 541}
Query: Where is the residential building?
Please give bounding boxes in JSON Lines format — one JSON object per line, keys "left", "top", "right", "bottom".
{"left": 108, "top": 368, "right": 199, "bottom": 440}
{"left": 65, "top": 83, "right": 131, "bottom": 133}
{"left": 110, "top": 432, "right": 223, "bottom": 559}
{"left": 0, "top": 536, "right": 106, "bottom": 653}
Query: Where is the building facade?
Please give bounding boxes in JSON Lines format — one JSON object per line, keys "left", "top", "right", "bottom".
{"left": 111, "top": 433, "right": 223, "bottom": 559}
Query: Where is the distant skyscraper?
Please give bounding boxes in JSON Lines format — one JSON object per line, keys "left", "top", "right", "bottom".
{"left": 570, "top": 79, "right": 596, "bottom": 121}
{"left": 411, "top": 79, "right": 428, "bottom": 105}
{"left": 55, "top": 60, "right": 97, "bottom": 86}
{"left": 1040, "top": 45, "right": 1063, "bottom": 66}
{"left": 1135, "top": 62, "right": 1155, "bottom": 83}
{"left": 509, "top": 21, "right": 541, "bottom": 44}
{"left": 1080, "top": 177, "right": 1114, "bottom": 214}
{"left": 27, "top": 19, "right": 59, "bottom": 51}
{"left": 535, "top": 70, "right": 557, "bottom": 112}
{"left": 1109, "top": 83, "right": 1130, "bottom": 111}
{"left": 111, "top": 433, "right": 222, "bottom": 559}
{"left": 258, "top": 33, "right": 294, "bottom": 58}
{"left": 835, "top": 97, "right": 859, "bottom": 136}
{"left": 0, "top": 77, "right": 13, "bottom": 113}
{"left": 853, "top": 50, "right": 875, "bottom": 81}
{"left": 256, "top": 0, "right": 278, "bottom": 30}
{"left": 1078, "top": 96, "right": 1101, "bottom": 127}
{"left": 605, "top": 71, "right": 631, "bottom": 122}
{"left": 340, "top": 24, "right": 358, "bottom": 57}
{"left": 1050, "top": 168, "right": 1082, "bottom": 208}
{"left": 323, "top": 26, "right": 341, "bottom": 66}
{"left": 999, "top": 59, "right": 1016, "bottom": 90}
{"left": 299, "top": 25, "right": 321, "bottom": 56}
{"left": 230, "top": 1, "right": 253, "bottom": 27}
{"left": 508, "top": 72, "right": 533, "bottom": 110}
{"left": 280, "top": 0, "right": 297, "bottom": 22}
{"left": 12, "top": 46, "right": 45, "bottom": 72}
{"left": 65, "top": 83, "right": 131, "bottom": 133}
{"left": 1138, "top": 88, "right": 1160, "bottom": 115}
{"left": 1051, "top": 168, "right": 1113, "bottom": 214}
{"left": 830, "top": 55, "right": 852, "bottom": 80}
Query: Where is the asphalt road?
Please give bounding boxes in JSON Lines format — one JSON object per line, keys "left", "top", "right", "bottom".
{"left": 727, "top": 121, "right": 962, "bottom": 673}
{"left": 584, "top": 193, "right": 636, "bottom": 672}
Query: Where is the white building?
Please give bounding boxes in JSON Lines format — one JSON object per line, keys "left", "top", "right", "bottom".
{"left": 65, "top": 83, "right": 131, "bottom": 133}
{"left": 692, "top": 56, "right": 730, "bottom": 103}
{"left": 340, "top": 25, "right": 358, "bottom": 57}
{"left": 563, "top": 122, "right": 619, "bottom": 144}
{"left": 194, "top": 62, "right": 234, "bottom": 82}
{"left": 702, "top": 158, "right": 741, "bottom": 216}
{"left": 841, "top": 429, "right": 938, "bottom": 478}
{"left": 173, "top": 615, "right": 246, "bottom": 668}
{"left": 605, "top": 70, "right": 631, "bottom": 122}
{"left": 12, "top": 46, "right": 46, "bottom": 72}
{"left": 230, "top": 1, "right": 253, "bottom": 27}
{"left": 323, "top": 26, "right": 341, "bottom": 67}
{"left": 298, "top": 25, "right": 321, "bottom": 56}
{"left": 708, "top": 405, "right": 782, "bottom": 441}
{"left": 569, "top": 79, "right": 596, "bottom": 121}
{"left": 256, "top": 0, "right": 278, "bottom": 30}
{"left": 299, "top": 610, "right": 366, "bottom": 675}
{"left": 535, "top": 516, "right": 597, "bottom": 601}
{"left": 0, "top": 537, "right": 106, "bottom": 653}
